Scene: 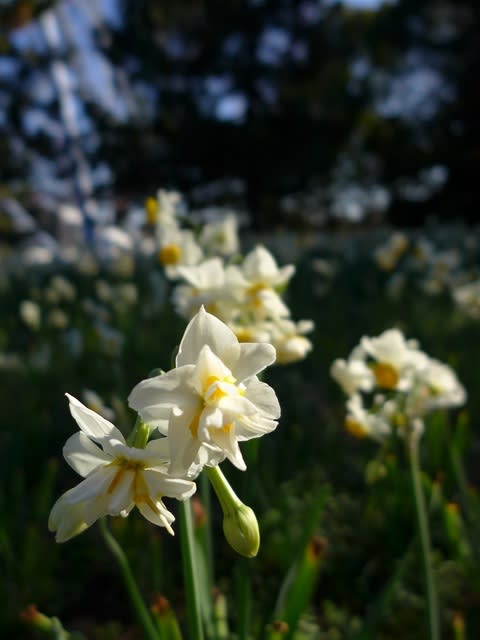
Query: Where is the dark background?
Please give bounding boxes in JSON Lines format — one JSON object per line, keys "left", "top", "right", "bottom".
{"left": 1, "top": 0, "right": 479, "bottom": 233}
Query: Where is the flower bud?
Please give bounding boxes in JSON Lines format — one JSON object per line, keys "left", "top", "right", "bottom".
{"left": 206, "top": 465, "right": 260, "bottom": 557}
{"left": 223, "top": 502, "right": 260, "bottom": 558}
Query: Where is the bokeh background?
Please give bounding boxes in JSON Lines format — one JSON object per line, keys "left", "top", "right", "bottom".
{"left": 1, "top": 0, "right": 479, "bottom": 240}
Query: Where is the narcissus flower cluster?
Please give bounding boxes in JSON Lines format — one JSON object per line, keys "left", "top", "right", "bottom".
{"left": 144, "top": 189, "right": 313, "bottom": 365}
{"left": 49, "top": 308, "right": 280, "bottom": 543}
{"left": 331, "top": 328, "right": 466, "bottom": 442}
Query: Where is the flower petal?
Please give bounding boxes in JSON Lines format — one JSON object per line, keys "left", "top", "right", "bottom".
{"left": 176, "top": 306, "right": 237, "bottom": 366}
{"left": 107, "top": 469, "right": 135, "bottom": 514}
{"left": 59, "top": 466, "right": 117, "bottom": 505}
{"left": 63, "top": 432, "right": 111, "bottom": 477}
{"left": 66, "top": 394, "right": 125, "bottom": 443}
{"left": 223, "top": 342, "right": 277, "bottom": 382}
{"left": 128, "top": 367, "right": 197, "bottom": 429}
{"left": 143, "top": 468, "right": 197, "bottom": 500}
{"left": 137, "top": 499, "right": 175, "bottom": 534}
{"left": 244, "top": 380, "right": 281, "bottom": 419}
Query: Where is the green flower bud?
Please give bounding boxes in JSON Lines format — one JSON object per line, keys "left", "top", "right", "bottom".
{"left": 223, "top": 502, "right": 260, "bottom": 558}
{"left": 206, "top": 465, "right": 260, "bottom": 557}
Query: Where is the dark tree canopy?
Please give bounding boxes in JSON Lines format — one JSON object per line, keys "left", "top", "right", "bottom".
{"left": 0, "top": 0, "right": 478, "bottom": 232}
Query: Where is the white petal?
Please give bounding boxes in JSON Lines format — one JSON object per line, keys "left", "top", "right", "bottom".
{"left": 128, "top": 367, "right": 197, "bottom": 428}
{"left": 59, "top": 466, "right": 117, "bottom": 505}
{"left": 210, "top": 428, "right": 246, "bottom": 471}
{"left": 244, "top": 380, "right": 281, "bottom": 419}
{"left": 235, "top": 413, "right": 278, "bottom": 439}
{"left": 63, "top": 432, "right": 111, "bottom": 477}
{"left": 193, "top": 345, "right": 233, "bottom": 394}
{"left": 143, "top": 468, "right": 196, "bottom": 500}
{"left": 137, "top": 500, "right": 175, "bottom": 534}
{"left": 223, "top": 342, "right": 277, "bottom": 381}
{"left": 48, "top": 497, "right": 89, "bottom": 542}
{"left": 142, "top": 437, "right": 171, "bottom": 466}
{"left": 66, "top": 394, "right": 124, "bottom": 443}
{"left": 167, "top": 412, "right": 203, "bottom": 477}
{"left": 107, "top": 470, "right": 135, "bottom": 514}
{"left": 176, "top": 306, "right": 237, "bottom": 365}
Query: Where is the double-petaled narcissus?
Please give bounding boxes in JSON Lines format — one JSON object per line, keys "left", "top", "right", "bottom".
{"left": 128, "top": 306, "right": 280, "bottom": 478}
{"left": 48, "top": 394, "right": 196, "bottom": 543}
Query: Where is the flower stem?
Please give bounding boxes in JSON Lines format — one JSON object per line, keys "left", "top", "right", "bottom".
{"left": 177, "top": 499, "right": 205, "bottom": 640}
{"left": 99, "top": 518, "right": 160, "bottom": 640}
{"left": 408, "top": 435, "right": 440, "bottom": 640}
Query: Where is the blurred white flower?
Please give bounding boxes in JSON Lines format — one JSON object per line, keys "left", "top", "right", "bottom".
{"left": 268, "top": 318, "right": 314, "bottom": 364}
{"left": 373, "top": 232, "right": 409, "bottom": 272}
{"left": 415, "top": 358, "right": 466, "bottom": 412}
{"left": 49, "top": 276, "right": 77, "bottom": 302}
{"left": 19, "top": 300, "right": 41, "bottom": 331}
{"left": 128, "top": 307, "right": 280, "bottom": 477}
{"left": 199, "top": 214, "right": 240, "bottom": 256}
{"left": 345, "top": 394, "right": 391, "bottom": 441}
{"left": 158, "top": 228, "right": 204, "bottom": 279}
{"left": 453, "top": 278, "right": 480, "bottom": 319}
{"left": 331, "top": 348, "right": 375, "bottom": 396}
{"left": 145, "top": 189, "right": 183, "bottom": 229}
{"left": 172, "top": 258, "right": 244, "bottom": 320}
{"left": 360, "top": 329, "right": 429, "bottom": 391}
{"left": 46, "top": 308, "right": 69, "bottom": 330}
{"left": 49, "top": 395, "right": 196, "bottom": 542}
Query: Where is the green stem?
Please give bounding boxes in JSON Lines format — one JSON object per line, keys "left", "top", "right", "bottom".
{"left": 408, "top": 435, "right": 440, "bottom": 640}
{"left": 99, "top": 518, "right": 160, "bottom": 640}
{"left": 177, "top": 500, "right": 205, "bottom": 640}
{"left": 235, "top": 558, "right": 251, "bottom": 640}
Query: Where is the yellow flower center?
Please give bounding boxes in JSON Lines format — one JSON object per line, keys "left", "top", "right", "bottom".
{"left": 107, "top": 458, "right": 144, "bottom": 494}
{"left": 159, "top": 244, "right": 182, "bottom": 266}
{"left": 145, "top": 197, "right": 158, "bottom": 224}
{"left": 186, "top": 375, "right": 243, "bottom": 440}
{"left": 247, "top": 283, "right": 267, "bottom": 308}
{"left": 235, "top": 328, "right": 253, "bottom": 342}
{"left": 372, "top": 362, "right": 399, "bottom": 389}
{"left": 345, "top": 417, "right": 368, "bottom": 439}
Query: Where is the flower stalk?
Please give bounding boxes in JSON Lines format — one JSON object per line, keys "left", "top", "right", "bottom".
{"left": 177, "top": 499, "right": 205, "bottom": 640}
{"left": 408, "top": 432, "right": 440, "bottom": 640}
{"left": 99, "top": 518, "right": 160, "bottom": 640}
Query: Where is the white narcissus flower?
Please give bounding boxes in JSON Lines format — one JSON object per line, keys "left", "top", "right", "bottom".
{"left": 415, "top": 358, "right": 466, "bottom": 412}
{"left": 236, "top": 245, "right": 294, "bottom": 320}
{"left": 199, "top": 214, "right": 240, "bottom": 257}
{"left": 128, "top": 307, "right": 280, "bottom": 477}
{"left": 345, "top": 394, "right": 391, "bottom": 441}
{"left": 158, "top": 228, "right": 204, "bottom": 279}
{"left": 268, "top": 318, "right": 314, "bottom": 364}
{"left": 145, "top": 189, "right": 183, "bottom": 229}
{"left": 48, "top": 395, "right": 196, "bottom": 542}
{"left": 453, "top": 279, "right": 480, "bottom": 319}
{"left": 360, "top": 328, "right": 428, "bottom": 391}
{"left": 19, "top": 300, "right": 41, "bottom": 331}
{"left": 330, "top": 346, "right": 375, "bottom": 396}
{"left": 172, "top": 258, "right": 245, "bottom": 320}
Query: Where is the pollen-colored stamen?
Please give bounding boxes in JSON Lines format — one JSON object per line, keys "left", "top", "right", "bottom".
{"left": 159, "top": 244, "right": 182, "bottom": 266}
{"left": 107, "top": 459, "right": 144, "bottom": 494}
{"left": 345, "top": 417, "right": 368, "bottom": 439}
{"left": 220, "top": 422, "right": 233, "bottom": 434}
{"left": 247, "top": 282, "right": 268, "bottom": 308}
{"left": 235, "top": 328, "right": 253, "bottom": 342}
{"left": 189, "top": 412, "right": 201, "bottom": 438}
{"left": 372, "top": 362, "right": 399, "bottom": 389}
{"left": 145, "top": 197, "right": 158, "bottom": 224}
